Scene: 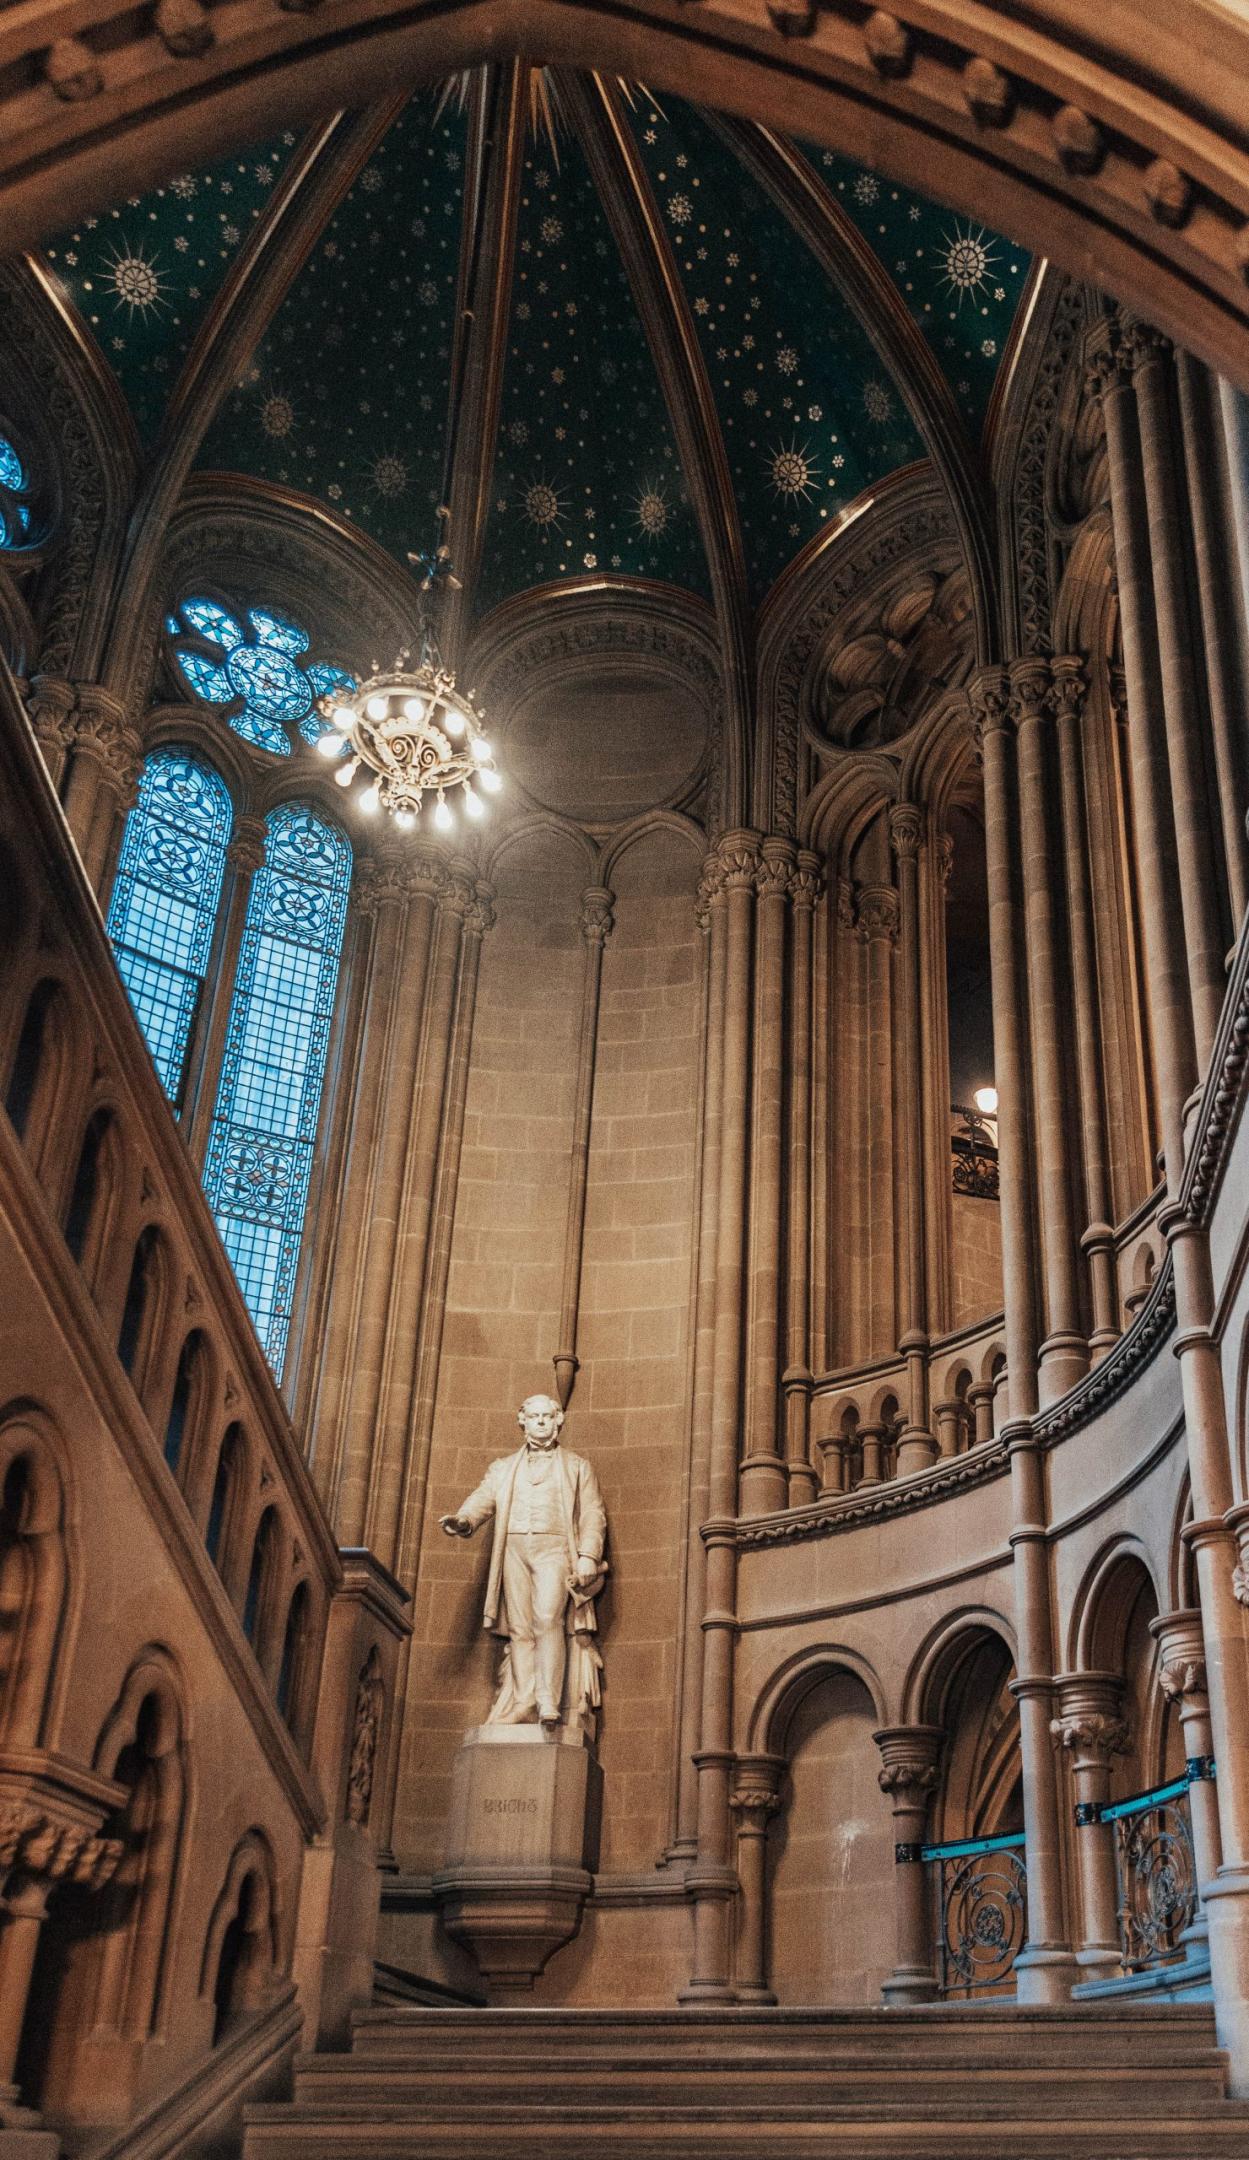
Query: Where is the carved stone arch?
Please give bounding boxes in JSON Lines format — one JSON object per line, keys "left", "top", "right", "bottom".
{"left": 87, "top": 1646, "right": 190, "bottom": 2040}
{"left": 979, "top": 1339, "right": 1008, "bottom": 1388}
{"left": 482, "top": 811, "right": 599, "bottom": 887}
{"left": 200, "top": 1827, "right": 283, "bottom": 2040}
{"left": 866, "top": 1380, "right": 903, "bottom": 1428}
{"left": 896, "top": 691, "right": 979, "bottom": 825}
{"left": 1050, "top": 510, "right": 1116, "bottom": 662}
{"left": 0, "top": 570, "right": 38, "bottom": 677}
{"left": 1169, "top": 1471, "right": 1197, "bottom": 1614}
{"left": 761, "top": 469, "right": 958, "bottom": 841}
{"left": 0, "top": 1400, "right": 72, "bottom": 1749}
{"left": 747, "top": 1641, "right": 890, "bottom": 1757}
{"left": 1068, "top": 1535, "right": 1164, "bottom": 1676}
{"left": 990, "top": 267, "right": 1090, "bottom": 659}
{"left": 469, "top": 582, "right": 725, "bottom": 836}
{"left": 800, "top": 755, "right": 898, "bottom": 866}
{"left": 0, "top": 258, "right": 139, "bottom": 681}
{"left": 140, "top": 709, "right": 255, "bottom": 819}
{"left": 598, "top": 810, "right": 705, "bottom": 887}
{"left": 145, "top": 477, "right": 423, "bottom": 731}
{"left": 61, "top": 1092, "right": 131, "bottom": 1296}
{"left": 1, "top": 967, "right": 90, "bottom": 1209}
{"left": 903, "top": 1605, "right": 1018, "bottom": 1729}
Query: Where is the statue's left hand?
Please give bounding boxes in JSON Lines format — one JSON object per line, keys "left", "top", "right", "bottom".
{"left": 574, "top": 1555, "right": 602, "bottom": 1584}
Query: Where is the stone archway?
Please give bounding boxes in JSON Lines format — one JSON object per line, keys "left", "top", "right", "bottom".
{"left": 5, "top": 3, "right": 1249, "bottom": 386}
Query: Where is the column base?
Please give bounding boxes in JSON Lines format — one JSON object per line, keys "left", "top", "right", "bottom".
{"left": 1013, "top": 1943, "right": 1079, "bottom": 2002}
{"left": 786, "top": 1468, "right": 819, "bottom": 1508}
{"left": 896, "top": 1431, "right": 937, "bottom": 1477}
{"left": 1074, "top": 1943, "right": 1124, "bottom": 1982}
{"left": 1201, "top": 1866, "right": 1249, "bottom": 2094}
{"left": 676, "top": 1981, "right": 738, "bottom": 2004}
{"left": 738, "top": 1455, "right": 788, "bottom": 1515}
{"left": 734, "top": 1984, "right": 778, "bottom": 2004}
{"left": 881, "top": 1970, "right": 939, "bottom": 2006}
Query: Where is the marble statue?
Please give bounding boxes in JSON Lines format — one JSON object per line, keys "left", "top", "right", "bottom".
{"left": 440, "top": 1394, "right": 608, "bottom": 1734}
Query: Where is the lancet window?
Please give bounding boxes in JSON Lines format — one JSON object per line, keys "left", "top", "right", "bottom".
{"left": 106, "top": 750, "right": 233, "bottom": 1102}
{"left": 201, "top": 804, "right": 351, "bottom": 1375}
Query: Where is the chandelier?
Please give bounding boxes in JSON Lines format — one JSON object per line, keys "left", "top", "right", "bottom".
{"left": 315, "top": 553, "right": 500, "bottom": 834}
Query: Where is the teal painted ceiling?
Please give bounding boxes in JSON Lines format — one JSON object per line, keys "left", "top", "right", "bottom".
{"left": 37, "top": 79, "right": 1030, "bottom": 619}
{"left": 43, "top": 137, "right": 294, "bottom": 444}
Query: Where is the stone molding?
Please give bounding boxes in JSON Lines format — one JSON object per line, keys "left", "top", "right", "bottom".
{"left": 226, "top": 814, "right": 268, "bottom": 877}
{"left": 888, "top": 802, "right": 923, "bottom": 860}
{"left": 1178, "top": 903, "right": 1249, "bottom": 1231}
{"left": 1000, "top": 275, "right": 1088, "bottom": 657}
{"left": 578, "top": 886, "right": 615, "bottom": 945}
{"left": 856, "top": 885, "right": 900, "bottom": 945}
{"left": 0, "top": 1801, "right": 122, "bottom": 1901}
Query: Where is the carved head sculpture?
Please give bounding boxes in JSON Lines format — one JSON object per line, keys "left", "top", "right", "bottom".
{"left": 518, "top": 1394, "right": 564, "bottom": 1450}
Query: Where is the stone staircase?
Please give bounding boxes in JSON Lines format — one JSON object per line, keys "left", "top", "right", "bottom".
{"left": 242, "top": 2001, "right": 1249, "bottom": 2158}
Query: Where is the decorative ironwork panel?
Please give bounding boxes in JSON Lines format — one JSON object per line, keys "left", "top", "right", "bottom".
{"left": 951, "top": 1102, "right": 1000, "bottom": 1199}
{"left": 167, "top": 596, "right": 356, "bottom": 756}
{"left": 1105, "top": 1778, "right": 1197, "bottom": 1970}
{"left": 0, "top": 430, "right": 33, "bottom": 548}
{"left": 926, "top": 1831, "right": 1027, "bottom": 1997}
{"left": 203, "top": 802, "right": 351, "bottom": 1376}
{"left": 106, "top": 749, "right": 233, "bottom": 1100}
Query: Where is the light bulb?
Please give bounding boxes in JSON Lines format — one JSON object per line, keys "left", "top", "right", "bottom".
{"left": 316, "top": 729, "right": 345, "bottom": 758}
{"left": 359, "top": 784, "right": 380, "bottom": 815}
{"left": 470, "top": 736, "right": 492, "bottom": 764}
{"left": 973, "top": 1085, "right": 998, "bottom": 1117}
{"left": 434, "top": 795, "right": 453, "bottom": 832}
{"left": 395, "top": 809, "right": 416, "bottom": 832}
{"left": 442, "top": 704, "right": 467, "bottom": 738}
{"left": 462, "top": 785, "right": 484, "bottom": 820}
{"left": 334, "top": 756, "right": 359, "bottom": 788}
{"left": 332, "top": 703, "right": 355, "bottom": 729}
{"left": 480, "top": 766, "right": 503, "bottom": 794}
{"left": 402, "top": 696, "right": 426, "bottom": 724}
{"left": 365, "top": 693, "right": 389, "bottom": 722}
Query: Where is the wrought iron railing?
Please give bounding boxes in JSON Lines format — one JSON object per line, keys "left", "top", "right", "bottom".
{"left": 923, "top": 1829, "right": 1027, "bottom": 1997}
{"left": 951, "top": 1104, "right": 1000, "bottom": 1199}
{"left": 1098, "top": 1776, "right": 1200, "bottom": 1971}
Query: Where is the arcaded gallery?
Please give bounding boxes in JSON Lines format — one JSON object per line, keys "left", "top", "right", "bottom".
{"left": 3, "top": 6, "right": 1249, "bottom": 2156}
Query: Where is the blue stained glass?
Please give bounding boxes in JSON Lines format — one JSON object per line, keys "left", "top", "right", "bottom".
{"left": 0, "top": 439, "right": 24, "bottom": 492}
{"left": 301, "top": 663, "right": 357, "bottom": 745}
{"left": 106, "top": 750, "right": 233, "bottom": 1101}
{"left": 248, "top": 607, "right": 309, "bottom": 656}
{"left": 181, "top": 597, "right": 244, "bottom": 649}
{"left": 0, "top": 431, "right": 34, "bottom": 552}
{"left": 176, "top": 650, "right": 235, "bottom": 704}
{"left": 165, "top": 613, "right": 182, "bottom": 636}
{"left": 229, "top": 704, "right": 293, "bottom": 757}
{"left": 204, "top": 803, "right": 351, "bottom": 1376}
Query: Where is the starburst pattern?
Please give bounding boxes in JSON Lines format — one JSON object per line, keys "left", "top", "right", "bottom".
{"left": 938, "top": 222, "right": 1000, "bottom": 307}
{"left": 259, "top": 390, "right": 295, "bottom": 439}
{"left": 633, "top": 484, "right": 671, "bottom": 539}
{"left": 368, "top": 451, "right": 408, "bottom": 498}
{"left": 103, "top": 242, "right": 171, "bottom": 319}
{"left": 863, "top": 380, "right": 893, "bottom": 424}
{"left": 521, "top": 477, "right": 567, "bottom": 531}
{"left": 767, "top": 441, "right": 819, "bottom": 500}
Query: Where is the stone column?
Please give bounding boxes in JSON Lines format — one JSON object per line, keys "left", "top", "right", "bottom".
{"left": 0, "top": 1808, "right": 121, "bottom": 2123}
{"left": 1176, "top": 353, "right": 1249, "bottom": 927}
{"left": 1051, "top": 1674, "right": 1131, "bottom": 1981}
{"left": 857, "top": 1424, "right": 885, "bottom": 1489}
{"left": 740, "top": 839, "right": 792, "bottom": 1516}
{"left": 817, "top": 1431, "right": 847, "bottom": 1494}
{"left": 1090, "top": 329, "right": 1196, "bottom": 1179}
{"left": 318, "top": 850, "right": 446, "bottom": 1544}
{"left": 366, "top": 864, "right": 475, "bottom": 1572}
{"left": 1159, "top": 1211, "right": 1249, "bottom": 2088}
{"left": 551, "top": 884, "right": 614, "bottom": 1410}
{"left": 1010, "top": 659, "right": 1087, "bottom": 1402}
{"left": 968, "top": 1381, "right": 995, "bottom": 1449}
{"left": 1153, "top": 1607, "right": 1221, "bottom": 1956}
{"left": 873, "top": 1725, "right": 944, "bottom": 2005}
{"left": 1126, "top": 316, "right": 1227, "bottom": 1073}
{"left": 1008, "top": 1419, "right": 1078, "bottom": 2002}
{"left": 685, "top": 832, "right": 758, "bottom": 2001}
{"left": 968, "top": 669, "right": 1039, "bottom": 1418}
{"left": 783, "top": 852, "right": 821, "bottom": 1508}
{"left": 889, "top": 804, "right": 935, "bottom": 1471}
{"left": 933, "top": 1400, "right": 963, "bottom": 1459}
{"left": 730, "top": 1755, "right": 785, "bottom": 2003}
{"left": 669, "top": 875, "right": 728, "bottom": 1863}
{"left": 59, "top": 686, "right": 143, "bottom": 900}
{"left": 1049, "top": 655, "right": 1119, "bottom": 1357}
{"left": 858, "top": 884, "right": 899, "bottom": 1366}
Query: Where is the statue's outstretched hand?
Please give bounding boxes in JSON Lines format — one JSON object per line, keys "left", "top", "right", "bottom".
{"left": 440, "top": 1514, "right": 474, "bottom": 1538}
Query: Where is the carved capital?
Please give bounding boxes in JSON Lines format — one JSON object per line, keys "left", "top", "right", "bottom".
{"left": 1159, "top": 1655, "right": 1207, "bottom": 1703}
{"left": 712, "top": 829, "right": 763, "bottom": 894}
{"left": 25, "top": 675, "right": 78, "bottom": 753}
{"left": 966, "top": 664, "right": 1012, "bottom": 747}
{"left": 440, "top": 863, "right": 479, "bottom": 924}
{"left": 1050, "top": 1712, "right": 1132, "bottom": 1762}
{"left": 1008, "top": 654, "right": 1052, "bottom": 729}
{"left": 70, "top": 686, "right": 143, "bottom": 795}
{"left": 789, "top": 853, "right": 824, "bottom": 913}
{"left": 1048, "top": 653, "right": 1087, "bottom": 725}
{"left": 857, "top": 885, "right": 899, "bottom": 945}
{"left": 579, "top": 885, "right": 615, "bottom": 945}
{"left": 731, "top": 1787, "right": 782, "bottom": 1832}
{"left": 1116, "top": 311, "right": 1173, "bottom": 375}
{"left": 403, "top": 848, "right": 450, "bottom": 905}
{"left": 937, "top": 832, "right": 954, "bottom": 893}
{"left": 466, "top": 881, "right": 497, "bottom": 939}
{"left": 0, "top": 1802, "right": 122, "bottom": 1901}
{"left": 756, "top": 838, "right": 796, "bottom": 903}
{"left": 835, "top": 875, "right": 856, "bottom": 932}
{"left": 888, "top": 802, "right": 923, "bottom": 861}
{"left": 226, "top": 814, "right": 268, "bottom": 876}
{"left": 873, "top": 1724, "right": 944, "bottom": 1802}
{"left": 1232, "top": 1562, "right": 1249, "bottom": 1609}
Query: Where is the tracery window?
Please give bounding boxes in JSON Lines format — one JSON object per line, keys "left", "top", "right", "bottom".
{"left": 106, "top": 750, "right": 232, "bottom": 1102}
{"left": 165, "top": 597, "right": 356, "bottom": 757}
{"left": 0, "top": 433, "right": 34, "bottom": 550}
{"left": 201, "top": 804, "right": 351, "bottom": 1376}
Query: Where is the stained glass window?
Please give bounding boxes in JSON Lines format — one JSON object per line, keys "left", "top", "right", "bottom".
{"left": 167, "top": 596, "right": 355, "bottom": 756}
{"left": 0, "top": 433, "right": 33, "bottom": 550}
{"left": 106, "top": 750, "right": 233, "bottom": 1101}
{"left": 203, "top": 804, "right": 351, "bottom": 1376}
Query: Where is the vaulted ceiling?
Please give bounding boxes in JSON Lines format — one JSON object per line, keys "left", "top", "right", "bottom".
{"left": 38, "top": 71, "right": 1029, "bottom": 625}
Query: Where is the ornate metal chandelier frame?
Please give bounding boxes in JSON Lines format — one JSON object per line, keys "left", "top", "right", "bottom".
{"left": 316, "top": 628, "right": 499, "bottom": 833}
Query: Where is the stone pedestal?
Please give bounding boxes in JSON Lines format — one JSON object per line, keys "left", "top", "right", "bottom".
{"left": 432, "top": 1726, "right": 600, "bottom": 1995}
